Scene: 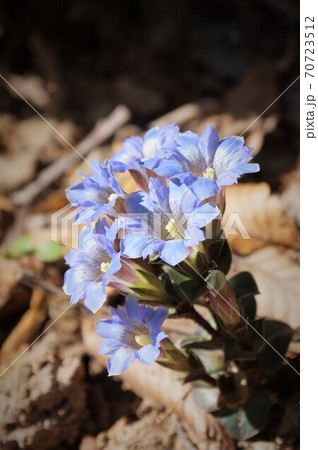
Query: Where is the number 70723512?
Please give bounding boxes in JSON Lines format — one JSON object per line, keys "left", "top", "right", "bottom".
{"left": 305, "top": 16, "right": 315, "bottom": 78}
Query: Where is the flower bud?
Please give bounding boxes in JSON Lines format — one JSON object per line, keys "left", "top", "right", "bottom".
{"left": 206, "top": 270, "right": 241, "bottom": 326}
{"left": 108, "top": 258, "right": 174, "bottom": 305}
{"left": 156, "top": 338, "right": 191, "bottom": 372}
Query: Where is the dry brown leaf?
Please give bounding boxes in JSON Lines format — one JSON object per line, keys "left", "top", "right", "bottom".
{"left": 0, "top": 257, "right": 20, "bottom": 308}
{"left": 224, "top": 66, "right": 277, "bottom": 120}
{"left": 0, "top": 152, "right": 39, "bottom": 192}
{"left": 81, "top": 316, "right": 234, "bottom": 449}
{"left": 231, "top": 247, "right": 299, "bottom": 328}
{"left": 7, "top": 74, "right": 51, "bottom": 109}
{"left": 0, "top": 287, "right": 48, "bottom": 366}
{"left": 0, "top": 329, "right": 87, "bottom": 450}
{"left": 32, "top": 189, "right": 69, "bottom": 213}
{"left": 222, "top": 183, "right": 299, "bottom": 256}
{"left": 0, "top": 116, "right": 76, "bottom": 191}
{"left": 280, "top": 162, "right": 300, "bottom": 226}
{"left": 96, "top": 411, "right": 186, "bottom": 450}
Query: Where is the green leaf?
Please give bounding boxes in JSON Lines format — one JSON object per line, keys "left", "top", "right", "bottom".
{"left": 217, "top": 239, "right": 232, "bottom": 274}
{"left": 164, "top": 267, "right": 206, "bottom": 304}
{"left": 237, "top": 295, "right": 257, "bottom": 321}
{"left": 182, "top": 339, "right": 224, "bottom": 350}
{"left": 224, "top": 340, "right": 256, "bottom": 362}
{"left": 34, "top": 241, "right": 63, "bottom": 262}
{"left": 135, "top": 268, "right": 164, "bottom": 287}
{"left": 204, "top": 239, "right": 232, "bottom": 274}
{"left": 215, "top": 391, "right": 271, "bottom": 440}
{"left": 8, "top": 235, "right": 33, "bottom": 257}
{"left": 229, "top": 271, "right": 259, "bottom": 299}
{"left": 257, "top": 320, "right": 293, "bottom": 374}
{"left": 247, "top": 318, "right": 265, "bottom": 352}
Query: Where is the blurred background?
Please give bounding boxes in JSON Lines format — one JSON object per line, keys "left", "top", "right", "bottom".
{"left": 0, "top": 1, "right": 299, "bottom": 449}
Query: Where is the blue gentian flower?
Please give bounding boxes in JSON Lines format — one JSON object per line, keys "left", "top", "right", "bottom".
{"left": 63, "top": 220, "right": 121, "bottom": 313}
{"left": 66, "top": 159, "right": 124, "bottom": 224}
{"left": 153, "top": 124, "right": 260, "bottom": 200}
{"left": 110, "top": 124, "right": 179, "bottom": 191}
{"left": 119, "top": 178, "right": 219, "bottom": 266}
{"left": 96, "top": 295, "right": 168, "bottom": 375}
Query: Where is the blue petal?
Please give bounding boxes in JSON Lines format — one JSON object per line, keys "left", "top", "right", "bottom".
{"left": 96, "top": 319, "right": 126, "bottom": 339}
{"left": 159, "top": 240, "right": 189, "bottom": 265}
{"left": 154, "top": 330, "right": 168, "bottom": 346}
{"left": 148, "top": 178, "right": 169, "bottom": 211}
{"left": 142, "top": 124, "right": 179, "bottom": 160}
{"left": 176, "top": 131, "right": 200, "bottom": 160}
{"left": 184, "top": 225, "right": 205, "bottom": 245}
{"left": 142, "top": 157, "right": 162, "bottom": 171}
{"left": 176, "top": 131, "right": 206, "bottom": 175}
{"left": 66, "top": 183, "right": 88, "bottom": 205}
{"left": 190, "top": 177, "right": 218, "bottom": 201}
{"left": 65, "top": 248, "right": 86, "bottom": 266}
{"left": 125, "top": 191, "right": 153, "bottom": 214}
{"left": 107, "top": 349, "right": 136, "bottom": 376}
{"left": 105, "top": 251, "right": 122, "bottom": 279}
{"left": 168, "top": 181, "right": 198, "bottom": 216}
{"left": 122, "top": 234, "right": 152, "bottom": 259}
{"left": 199, "top": 124, "right": 219, "bottom": 167}
{"left": 63, "top": 272, "right": 89, "bottom": 305}
{"left": 98, "top": 339, "right": 121, "bottom": 355}
{"left": 188, "top": 203, "right": 220, "bottom": 229}
{"left": 104, "top": 160, "right": 124, "bottom": 196}
{"left": 73, "top": 204, "right": 109, "bottom": 225}
{"left": 216, "top": 136, "right": 245, "bottom": 156}
{"left": 110, "top": 160, "right": 126, "bottom": 172}
{"left": 125, "top": 296, "right": 141, "bottom": 323}
{"left": 83, "top": 280, "right": 106, "bottom": 313}
{"left": 235, "top": 162, "right": 260, "bottom": 174}
{"left": 151, "top": 159, "right": 184, "bottom": 178}
{"left": 63, "top": 265, "right": 90, "bottom": 294}
{"left": 149, "top": 306, "right": 169, "bottom": 329}
{"left": 111, "top": 136, "right": 143, "bottom": 165}
{"left": 141, "top": 239, "right": 164, "bottom": 259}
{"left": 137, "top": 345, "right": 160, "bottom": 365}
{"left": 112, "top": 305, "right": 129, "bottom": 322}
{"left": 216, "top": 171, "right": 240, "bottom": 186}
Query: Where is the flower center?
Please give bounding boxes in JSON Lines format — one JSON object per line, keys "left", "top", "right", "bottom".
{"left": 165, "top": 218, "right": 184, "bottom": 239}
{"left": 134, "top": 333, "right": 152, "bottom": 347}
{"left": 203, "top": 167, "right": 215, "bottom": 179}
{"left": 100, "top": 262, "right": 110, "bottom": 273}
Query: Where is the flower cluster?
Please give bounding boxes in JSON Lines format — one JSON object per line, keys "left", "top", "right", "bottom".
{"left": 62, "top": 125, "right": 299, "bottom": 441}
{"left": 63, "top": 123, "right": 259, "bottom": 375}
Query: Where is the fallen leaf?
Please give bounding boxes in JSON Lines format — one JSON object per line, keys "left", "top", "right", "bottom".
{"left": 7, "top": 74, "right": 51, "bottom": 109}
{"left": 231, "top": 247, "right": 299, "bottom": 328}
{"left": 222, "top": 183, "right": 299, "bottom": 256}
{"left": 280, "top": 162, "right": 300, "bottom": 226}
{"left": 0, "top": 257, "right": 20, "bottom": 308}
{"left": 0, "top": 287, "right": 48, "bottom": 365}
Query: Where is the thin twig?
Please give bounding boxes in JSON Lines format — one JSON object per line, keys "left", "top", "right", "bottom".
{"left": 149, "top": 98, "right": 217, "bottom": 128}
{"left": 11, "top": 105, "right": 131, "bottom": 206}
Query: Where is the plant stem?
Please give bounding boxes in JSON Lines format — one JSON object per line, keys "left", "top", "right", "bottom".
{"left": 200, "top": 373, "right": 217, "bottom": 387}
{"left": 189, "top": 307, "right": 219, "bottom": 338}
